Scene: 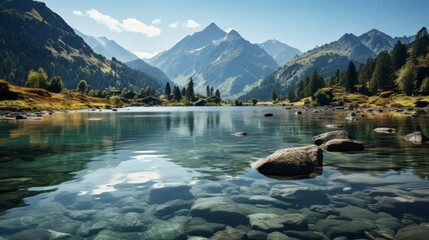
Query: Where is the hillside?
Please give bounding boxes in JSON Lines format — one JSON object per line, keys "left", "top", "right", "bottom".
{"left": 0, "top": 80, "right": 108, "bottom": 110}
{"left": 125, "top": 59, "right": 172, "bottom": 85}
{"left": 241, "top": 29, "right": 415, "bottom": 101}
{"left": 0, "top": 0, "right": 162, "bottom": 92}
{"left": 149, "top": 23, "right": 278, "bottom": 98}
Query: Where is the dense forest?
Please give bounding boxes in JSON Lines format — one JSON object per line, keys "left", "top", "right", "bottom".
{"left": 281, "top": 27, "right": 429, "bottom": 104}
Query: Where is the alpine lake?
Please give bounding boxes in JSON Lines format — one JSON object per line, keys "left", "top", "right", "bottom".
{"left": 0, "top": 106, "right": 428, "bottom": 240}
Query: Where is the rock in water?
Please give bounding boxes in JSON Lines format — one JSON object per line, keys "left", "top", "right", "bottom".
{"left": 373, "top": 128, "right": 396, "bottom": 134}
{"left": 248, "top": 213, "right": 307, "bottom": 232}
{"left": 321, "top": 139, "right": 364, "bottom": 152}
{"left": 264, "top": 113, "right": 274, "bottom": 117}
{"left": 189, "top": 197, "right": 252, "bottom": 226}
{"left": 402, "top": 131, "right": 428, "bottom": 144}
{"left": 232, "top": 132, "right": 247, "bottom": 137}
{"left": 149, "top": 183, "right": 193, "bottom": 204}
{"left": 312, "top": 130, "right": 351, "bottom": 146}
{"left": 251, "top": 145, "right": 322, "bottom": 177}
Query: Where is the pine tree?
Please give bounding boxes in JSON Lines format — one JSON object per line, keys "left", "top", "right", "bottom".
{"left": 173, "top": 86, "right": 182, "bottom": 101}
{"left": 358, "top": 58, "right": 375, "bottom": 94}
{"left": 295, "top": 80, "right": 304, "bottom": 100}
{"left": 396, "top": 63, "right": 416, "bottom": 96}
{"left": 181, "top": 87, "right": 186, "bottom": 97}
{"left": 370, "top": 51, "right": 394, "bottom": 93}
{"left": 165, "top": 82, "right": 171, "bottom": 99}
{"left": 345, "top": 61, "right": 358, "bottom": 93}
{"left": 77, "top": 80, "right": 88, "bottom": 93}
{"left": 420, "top": 77, "right": 429, "bottom": 93}
{"left": 215, "top": 89, "right": 221, "bottom": 99}
{"left": 272, "top": 90, "right": 278, "bottom": 101}
{"left": 391, "top": 41, "right": 407, "bottom": 70}
{"left": 302, "top": 76, "right": 310, "bottom": 97}
{"left": 411, "top": 27, "right": 429, "bottom": 59}
{"left": 206, "top": 85, "right": 210, "bottom": 97}
{"left": 210, "top": 87, "right": 214, "bottom": 97}
{"left": 185, "top": 77, "right": 195, "bottom": 101}
{"left": 48, "top": 76, "right": 64, "bottom": 93}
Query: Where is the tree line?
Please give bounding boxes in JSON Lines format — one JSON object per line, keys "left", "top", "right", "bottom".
{"left": 270, "top": 27, "right": 429, "bottom": 106}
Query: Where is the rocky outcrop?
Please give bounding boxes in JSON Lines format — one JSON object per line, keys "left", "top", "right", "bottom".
{"left": 312, "top": 130, "right": 351, "bottom": 146}
{"left": 373, "top": 127, "right": 396, "bottom": 134}
{"left": 321, "top": 139, "right": 365, "bottom": 152}
{"left": 402, "top": 131, "right": 428, "bottom": 144}
{"left": 251, "top": 145, "right": 322, "bottom": 177}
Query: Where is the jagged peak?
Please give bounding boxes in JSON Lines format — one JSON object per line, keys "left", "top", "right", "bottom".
{"left": 201, "top": 22, "right": 225, "bottom": 34}
{"left": 226, "top": 29, "right": 242, "bottom": 41}
{"left": 338, "top": 33, "right": 359, "bottom": 42}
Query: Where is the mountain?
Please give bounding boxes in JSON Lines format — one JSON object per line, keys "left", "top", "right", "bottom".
{"left": 258, "top": 40, "right": 302, "bottom": 66}
{"left": 0, "top": 0, "right": 162, "bottom": 91}
{"left": 241, "top": 29, "right": 414, "bottom": 101}
{"left": 125, "top": 59, "right": 171, "bottom": 85}
{"left": 359, "top": 29, "right": 414, "bottom": 54}
{"left": 149, "top": 23, "right": 279, "bottom": 98}
{"left": 74, "top": 29, "right": 139, "bottom": 63}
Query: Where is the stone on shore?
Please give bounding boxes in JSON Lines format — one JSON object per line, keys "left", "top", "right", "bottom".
{"left": 321, "top": 139, "right": 365, "bottom": 152}
{"left": 251, "top": 145, "right": 322, "bottom": 177}
{"left": 312, "top": 130, "right": 351, "bottom": 146}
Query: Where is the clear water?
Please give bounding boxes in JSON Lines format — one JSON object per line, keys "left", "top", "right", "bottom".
{"left": 0, "top": 107, "right": 428, "bottom": 239}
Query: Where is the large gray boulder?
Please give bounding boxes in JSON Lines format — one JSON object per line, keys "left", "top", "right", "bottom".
{"left": 189, "top": 197, "right": 252, "bottom": 226}
{"left": 312, "top": 130, "right": 351, "bottom": 146}
{"left": 402, "top": 131, "right": 428, "bottom": 144}
{"left": 251, "top": 145, "right": 322, "bottom": 177}
{"left": 321, "top": 139, "right": 364, "bottom": 152}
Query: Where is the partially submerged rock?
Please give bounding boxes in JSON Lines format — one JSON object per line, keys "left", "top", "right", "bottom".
{"left": 402, "top": 131, "right": 428, "bottom": 144}
{"left": 312, "top": 130, "right": 351, "bottom": 146}
{"left": 373, "top": 127, "right": 397, "bottom": 134}
{"left": 251, "top": 145, "right": 322, "bottom": 177}
{"left": 232, "top": 132, "right": 247, "bottom": 137}
{"left": 321, "top": 139, "right": 364, "bottom": 152}
{"left": 264, "top": 113, "right": 274, "bottom": 117}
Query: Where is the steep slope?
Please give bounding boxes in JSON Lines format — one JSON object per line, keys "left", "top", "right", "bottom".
{"left": 150, "top": 23, "right": 278, "bottom": 98}
{"left": 240, "top": 31, "right": 387, "bottom": 100}
{"left": 258, "top": 39, "right": 302, "bottom": 66}
{"left": 74, "top": 29, "right": 139, "bottom": 63}
{"left": 125, "top": 59, "right": 171, "bottom": 85}
{"left": 0, "top": 0, "right": 162, "bottom": 91}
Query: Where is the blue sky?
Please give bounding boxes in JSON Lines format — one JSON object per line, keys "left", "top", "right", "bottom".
{"left": 40, "top": 0, "right": 429, "bottom": 59}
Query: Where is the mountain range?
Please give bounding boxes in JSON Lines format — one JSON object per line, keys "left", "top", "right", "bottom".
{"left": 258, "top": 40, "right": 302, "bottom": 66}
{"left": 74, "top": 29, "right": 139, "bottom": 63}
{"left": 0, "top": 0, "right": 162, "bottom": 91}
{"left": 241, "top": 29, "right": 415, "bottom": 100}
{"left": 149, "top": 23, "right": 280, "bottom": 98}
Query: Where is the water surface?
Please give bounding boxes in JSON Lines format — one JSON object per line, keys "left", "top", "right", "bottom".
{"left": 0, "top": 107, "right": 428, "bottom": 239}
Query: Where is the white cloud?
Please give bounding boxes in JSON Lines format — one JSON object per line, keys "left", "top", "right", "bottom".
{"left": 169, "top": 22, "right": 178, "bottom": 29}
{"left": 225, "top": 27, "right": 234, "bottom": 33}
{"left": 86, "top": 9, "right": 122, "bottom": 32}
{"left": 73, "top": 10, "right": 84, "bottom": 17}
{"left": 81, "top": 9, "right": 161, "bottom": 37}
{"left": 152, "top": 18, "right": 161, "bottom": 25}
{"left": 133, "top": 51, "right": 159, "bottom": 59}
{"left": 183, "top": 19, "right": 200, "bottom": 29}
{"left": 122, "top": 18, "right": 161, "bottom": 37}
